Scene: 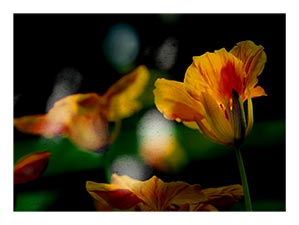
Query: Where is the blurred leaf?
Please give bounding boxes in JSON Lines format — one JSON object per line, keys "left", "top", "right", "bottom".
{"left": 15, "top": 190, "right": 59, "bottom": 211}
{"left": 230, "top": 199, "right": 285, "bottom": 211}
{"left": 244, "top": 120, "right": 285, "bottom": 148}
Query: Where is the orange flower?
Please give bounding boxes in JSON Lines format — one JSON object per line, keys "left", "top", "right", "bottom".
{"left": 14, "top": 151, "right": 51, "bottom": 184}
{"left": 14, "top": 65, "right": 150, "bottom": 151}
{"left": 154, "top": 40, "right": 267, "bottom": 147}
{"left": 86, "top": 174, "right": 243, "bottom": 211}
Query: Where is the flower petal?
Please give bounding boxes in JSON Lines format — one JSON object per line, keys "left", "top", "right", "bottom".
{"left": 245, "top": 90, "right": 254, "bottom": 137}
{"left": 86, "top": 181, "right": 142, "bottom": 210}
{"left": 14, "top": 93, "right": 110, "bottom": 151}
{"left": 184, "top": 48, "right": 245, "bottom": 101}
{"left": 68, "top": 114, "right": 109, "bottom": 151}
{"left": 230, "top": 40, "right": 267, "bottom": 89}
{"left": 198, "top": 92, "right": 234, "bottom": 145}
{"left": 201, "top": 184, "right": 244, "bottom": 207}
{"left": 87, "top": 174, "right": 244, "bottom": 211}
{"left": 103, "top": 65, "right": 150, "bottom": 121}
{"left": 112, "top": 174, "right": 206, "bottom": 211}
{"left": 14, "top": 115, "right": 56, "bottom": 136}
{"left": 249, "top": 85, "right": 267, "bottom": 98}
{"left": 154, "top": 78, "right": 204, "bottom": 122}
{"left": 14, "top": 151, "right": 51, "bottom": 184}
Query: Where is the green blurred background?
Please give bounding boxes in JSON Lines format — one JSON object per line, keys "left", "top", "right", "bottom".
{"left": 14, "top": 14, "right": 285, "bottom": 211}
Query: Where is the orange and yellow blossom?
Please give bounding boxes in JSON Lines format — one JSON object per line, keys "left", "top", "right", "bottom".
{"left": 14, "top": 65, "right": 150, "bottom": 151}
{"left": 154, "top": 40, "right": 267, "bottom": 147}
{"left": 86, "top": 174, "right": 243, "bottom": 211}
{"left": 14, "top": 151, "right": 51, "bottom": 184}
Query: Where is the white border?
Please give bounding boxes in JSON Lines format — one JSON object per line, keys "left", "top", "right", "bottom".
{"left": 1, "top": 1, "right": 297, "bottom": 225}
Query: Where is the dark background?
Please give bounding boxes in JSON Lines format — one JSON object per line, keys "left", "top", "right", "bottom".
{"left": 14, "top": 14, "right": 285, "bottom": 211}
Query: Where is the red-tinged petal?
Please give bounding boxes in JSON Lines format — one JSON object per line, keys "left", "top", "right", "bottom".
{"left": 14, "top": 115, "right": 64, "bottom": 137}
{"left": 14, "top": 151, "right": 51, "bottom": 184}
{"left": 154, "top": 78, "right": 204, "bottom": 122}
{"left": 86, "top": 181, "right": 142, "bottom": 210}
{"left": 184, "top": 48, "right": 245, "bottom": 101}
{"left": 230, "top": 40, "right": 267, "bottom": 89}
{"left": 103, "top": 65, "right": 150, "bottom": 121}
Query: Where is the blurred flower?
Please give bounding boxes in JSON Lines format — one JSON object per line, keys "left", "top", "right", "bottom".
{"left": 137, "top": 109, "right": 187, "bottom": 172}
{"left": 154, "top": 40, "right": 267, "bottom": 147}
{"left": 14, "top": 65, "right": 150, "bottom": 151}
{"left": 14, "top": 151, "right": 51, "bottom": 184}
{"left": 86, "top": 173, "right": 243, "bottom": 211}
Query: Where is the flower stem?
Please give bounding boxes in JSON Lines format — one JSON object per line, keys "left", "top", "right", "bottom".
{"left": 234, "top": 147, "right": 252, "bottom": 211}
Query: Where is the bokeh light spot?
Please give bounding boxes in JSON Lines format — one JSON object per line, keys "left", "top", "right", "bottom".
{"left": 102, "top": 23, "right": 140, "bottom": 70}
{"left": 110, "top": 154, "right": 152, "bottom": 180}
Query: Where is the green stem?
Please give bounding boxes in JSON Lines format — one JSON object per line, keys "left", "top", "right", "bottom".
{"left": 235, "top": 147, "right": 252, "bottom": 211}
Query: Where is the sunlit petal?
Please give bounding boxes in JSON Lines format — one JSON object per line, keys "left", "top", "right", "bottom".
{"left": 154, "top": 78, "right": 204, "bottom": 121}
{"left": 103, "top": 65, "right": 150, "bottom": 121}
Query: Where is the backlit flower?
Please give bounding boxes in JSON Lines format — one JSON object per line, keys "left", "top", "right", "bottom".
{"left": 14, "top": 151, "right": 51, "bottom": 184}
{"left": 86, "top": 174, "right": 243, "bottom": 211}
{"left": 14, "top": 65, "right": 150, "bottom": 151}
{"left": 154, "top": 40, "right": 267, "bottom": 147}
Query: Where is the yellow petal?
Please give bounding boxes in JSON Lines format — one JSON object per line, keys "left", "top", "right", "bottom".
{"left": 230, "top": 40, "right": 267, "bottom": 89}
{"left": 103, "top": 65, "right": 150, "bottom": 121}
{"left": 154, "top": 78, "right": 204, "bottom": 122}
{"left": 198, "top": 92, "right": 234, "bottom": 145}
{"left": 182, "top": 121, "right": 200, "bottom": 130}
{"left": 14, "top": 151, "right": 51, "bottom": 184}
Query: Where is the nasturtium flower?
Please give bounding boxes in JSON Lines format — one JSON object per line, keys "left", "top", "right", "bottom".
{"left": 14, "top": 151, "right": 51, "bottom": 184}
{"left": 86, "top": 174, "right": 243, "bottom": 211}
{"left": 14, "top": 65, "right": 150, "bottom": 151}
{"left": 154, "top": 40, "right": 267, "bottom": 147}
